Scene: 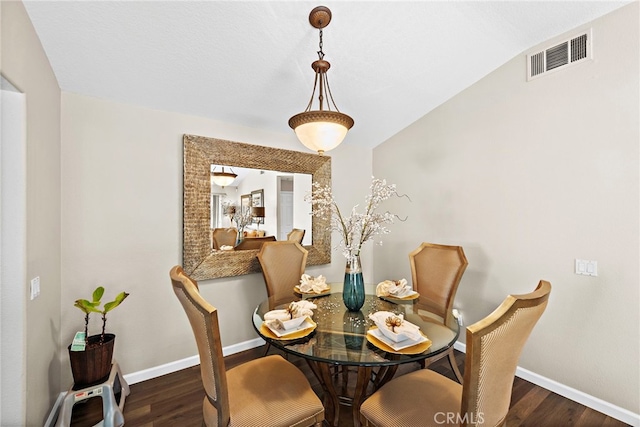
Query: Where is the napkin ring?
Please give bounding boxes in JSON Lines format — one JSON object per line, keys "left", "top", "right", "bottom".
{"left": 385, "top": 315, "right": 402, "bottom": 332}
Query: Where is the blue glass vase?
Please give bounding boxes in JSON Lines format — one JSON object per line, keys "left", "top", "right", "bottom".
{"left": 343, "top": 255, "right": 365, "bottom": 312}
{"left": 235, "top": 227, "right": 244, "bottom": 246}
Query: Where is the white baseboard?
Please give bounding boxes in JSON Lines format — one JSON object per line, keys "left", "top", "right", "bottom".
{"left": 123, "top": 337, "right": 265, "bottom": 385}
{"left": 453, "top": 341, "right": 639, "bottom": 427}
{"left": 453, "top": 340, "right": 467, "bottom": 353}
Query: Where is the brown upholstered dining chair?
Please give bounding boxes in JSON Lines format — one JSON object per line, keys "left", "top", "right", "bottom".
{"left": 212, "top": 228, "right": 238, "bottom": 250}
{"left": 169, "top": 266, "right": 324, "bottom": 427}
{"left": 257, "top": 241, "right": 308, "bottom": 307}
{"left": 257, "top": 241, "right": 308, "bottom": 356}
{"left": 360, "top": 280, "right": 551, "bottom": 427}
{"left": 409, "top": 242, "right": 468, "bottom": 382}
{"left": 287, "top": 228, "right": 306, "bottom": 244}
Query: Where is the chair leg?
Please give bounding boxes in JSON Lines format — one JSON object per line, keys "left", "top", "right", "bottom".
{"left": 448, "top": 350, "right": 463, "bottom": 383}
{"left": 419, "top": 349, "right": 461, "bottom": 382}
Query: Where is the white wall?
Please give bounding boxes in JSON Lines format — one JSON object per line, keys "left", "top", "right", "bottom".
{"left": 1, "top": 2, "right": 62, "bottom": 425}
{"left": 373, "top": 3, "right": 639, "bottom": 414}
{"left": 1, "top": 84, "right": 27, "bottom": 427}
{"left": 61, "top": 92, "right": 372, "bottom": 385}
{"left": 293, "top": 173, "right": 313, "bottom": 245}
{"left": 238, "top": 169, "right": 276, "bottom": 234}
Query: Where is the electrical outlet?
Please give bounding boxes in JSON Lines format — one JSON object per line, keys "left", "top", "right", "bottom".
{"left": 452, "top": 309, "right": 463, "bottom": 326}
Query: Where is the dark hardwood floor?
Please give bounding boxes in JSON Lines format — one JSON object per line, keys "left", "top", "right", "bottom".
{"left": 69, "top": 346, "right": 629, "bottom": 427}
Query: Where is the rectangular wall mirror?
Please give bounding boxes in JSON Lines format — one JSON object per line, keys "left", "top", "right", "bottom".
{"left": 183, "top": 134, "right": 331, "bottom": 280}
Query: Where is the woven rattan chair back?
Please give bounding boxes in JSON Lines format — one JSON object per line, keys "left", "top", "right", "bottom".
{"left": 409, "top": 243, "right": 468, "bottom": 325}
{"left": 170, "top": 265, "right": 325, "bottom": 427}
{"left": 286, "top": 228, "right": 306, "bottom": 244}
{"left": 359, "top": 281, "right": 550, "bottom": 427}
{"left": 462, "top": 280, "right": 551, "bottom": 426}
{"left": 212, "top": 228, "right": 238, "bottom": 250}
{"left": 170, "top": 265, "right": 231, "bottom": 426}
{"left": 258, "top": 241, "right": 308, "bottom": 307}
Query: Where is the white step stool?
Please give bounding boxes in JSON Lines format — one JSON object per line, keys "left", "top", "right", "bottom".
{"left": 55, "top": 361, "right": 130, "bottom": 427}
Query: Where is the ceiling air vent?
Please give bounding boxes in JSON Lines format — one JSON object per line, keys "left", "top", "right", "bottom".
{"left": 527, "top": 29, "right": 591, "bottom": 81}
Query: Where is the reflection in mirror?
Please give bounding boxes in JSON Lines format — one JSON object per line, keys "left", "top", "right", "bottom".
{"left": 183, "top": 135, "right": 331, "bottom": 280}
{"left": 210, "top": 165, "right": 312, "bottom": 245}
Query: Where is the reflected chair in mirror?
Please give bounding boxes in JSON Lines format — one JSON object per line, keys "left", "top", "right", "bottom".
{"left": 287, "top": 228, "right": 306, "bottom": 244}
{"left": 234, "top": 235, "right": 276, "bottom": 251}
{"left": 360, "top": 280, "right": 551, "bottom": 427}
{"left": 169, "top": 266, "right": 324, "bottom": 427}
{"left": 409, "top": 242, "right": 468, "bottom": 382}
{"left": 257, "top": 241, "right": 308, "bottom": 356}
{"left": 212, "top": 228, "right": 238, "bottom": 250}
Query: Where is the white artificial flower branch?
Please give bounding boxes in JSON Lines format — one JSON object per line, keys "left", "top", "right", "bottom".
{"left": 305, "top": 177, "right": 409, "bottom": 259}
{"left": 221, "top": 200, "right": 253, "bottom": 230}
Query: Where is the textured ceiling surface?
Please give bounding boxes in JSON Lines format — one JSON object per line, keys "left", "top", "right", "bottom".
{"left": 23, "top": 1, "right": 630, "bottom": 149}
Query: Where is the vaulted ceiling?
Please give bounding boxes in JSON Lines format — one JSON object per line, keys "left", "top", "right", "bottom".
{"left": 23, "top": 1, "right": 630, "bottom": 149}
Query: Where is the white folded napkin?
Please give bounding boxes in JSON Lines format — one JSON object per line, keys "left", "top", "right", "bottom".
{"left": 264, "top": 309, "right": 293, "bottom": 321}
{"left": 375, "top": 279, "right": 416, "bottom": 298}
{"left": 264, "top": 316, "right": 307, "bottom": 333}
{"left": 287, "top": 300, "right": 317, "bottom": 318}
{"left": 265, "top": 300, "right": 318, "bottom": 322}
{"left": 368, "top": 311, "right": 421, "bottom": 341}
{"left": 299, "top": 274, "right": 330, "bottom": 294}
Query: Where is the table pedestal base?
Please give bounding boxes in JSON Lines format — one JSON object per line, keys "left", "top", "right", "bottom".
{"left": 307, "top": 361, "right": 399, "bottom": 427}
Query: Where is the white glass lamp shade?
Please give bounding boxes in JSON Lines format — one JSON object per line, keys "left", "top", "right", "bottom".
{"left": 294, "top": 122, "right": 348, "bottom": 154}
{"left": 211, "top": 171, "right": 237, "bottom": 187}
{"left": 289, "top": 110, "right": 354, "bottom": 155}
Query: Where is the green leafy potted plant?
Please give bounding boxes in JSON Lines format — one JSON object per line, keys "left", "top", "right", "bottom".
{"left": 69, "top": 286, "right": 129, "bottom": 387}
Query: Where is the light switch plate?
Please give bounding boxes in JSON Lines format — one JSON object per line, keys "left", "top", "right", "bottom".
{"left": 575, "top": 259, "right": 597, "bottom": 276}
{"left": 30, "top": 276, "right": 41, "bottom": 300}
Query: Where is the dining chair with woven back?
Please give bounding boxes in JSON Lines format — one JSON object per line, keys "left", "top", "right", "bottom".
{"left": 257, "top": 241, "right": 309, "bottom": 356}
{"left": 287, "top": 228, "right": 306, "bottom": 244}
{"left": 409, "top": 242, "right": 468, "bottom": 382}
{"left": 169, "top": 265, "right": 324, "bottom": 427}
{"left": 212, "top": 228, "right": 238, "bottom": 250}
{"left": 257, "top": 241, "right": 308, "bottom": 307}
{"left": 360, "top": 280, "right": 551, "bottom": 427}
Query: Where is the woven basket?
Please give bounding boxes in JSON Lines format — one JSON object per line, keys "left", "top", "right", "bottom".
{"left": 68, "top": 333, "right": 115, "bottom": 388}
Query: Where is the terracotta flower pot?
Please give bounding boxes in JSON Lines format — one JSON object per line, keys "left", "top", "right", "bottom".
{"left": 68, "top": 333, "right": 115, "bottom": 388}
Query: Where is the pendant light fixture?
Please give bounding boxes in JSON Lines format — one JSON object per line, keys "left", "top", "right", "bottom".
{"left": 289, "top": 6, "right": 354, "bottom": 155}
{"left": 211, "top": 166, "right": 237, "bottom": 187}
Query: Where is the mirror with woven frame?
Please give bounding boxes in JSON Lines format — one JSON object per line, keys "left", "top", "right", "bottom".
{"left": 183, "top": 134, "right": 331, "bottom": 280}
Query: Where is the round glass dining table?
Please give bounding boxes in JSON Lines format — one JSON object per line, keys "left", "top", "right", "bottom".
{"left": 252, "top": 282, "right": 460, "bottom": 427}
